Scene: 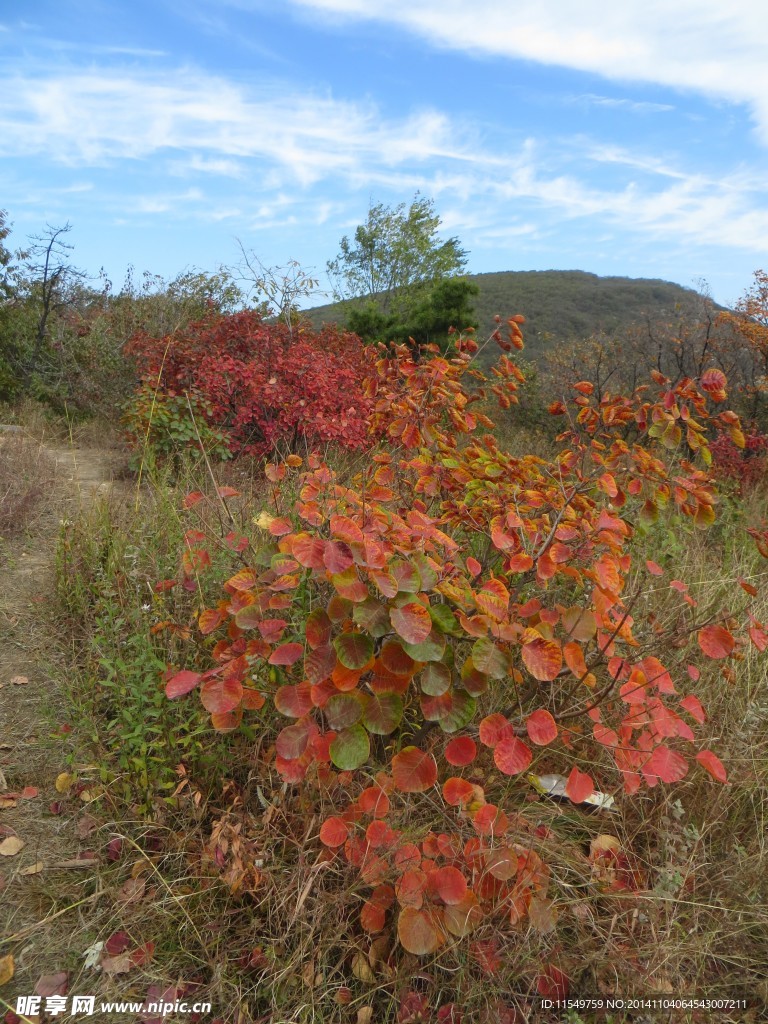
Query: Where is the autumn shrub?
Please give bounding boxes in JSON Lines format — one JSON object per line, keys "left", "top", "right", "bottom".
{"left": 709, "top": 426, "right": 768, "bottom": 495}
{"left": 140, "top": 317, "right": 768, "bottom": 1018}
{"left": 125, "top": 311, "right": 374, "bottom": 459}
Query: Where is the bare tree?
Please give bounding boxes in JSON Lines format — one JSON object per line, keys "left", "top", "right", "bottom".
{"left": 233, "top": 242, "right": 320, "bottom": 339}
{"left": 22, "top": 222, "right": 85, "bottom": 384}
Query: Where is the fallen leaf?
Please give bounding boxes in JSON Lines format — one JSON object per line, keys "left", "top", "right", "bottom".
{"left": 101, "top": 954, "right": 132, "bottom": 975}
{"left": 357, "top": 1009, "right": 374, "bottom": 1024}
{"left": 10, "top": 676, "right": 28, "bottom": 686}
{"left": 118, "top": 877, "right": 146, "bottom": 904}
{"left": 82, "top": 940, "right": 105, "bottom": 970}
{"left": 35, "top": 971, "right": 68, "bottom": 997}
{"left": 130, "top": 942, "right": 155, "bottom": 967}
{"left": 0, "top": 953, "right": 14, "bottom": 986}
{"left": 0, "top": 837, "right": 25, "bottom": 857}
{"left": 55, "top": 772, "right": 76, "bottom": 794}
{"left": 105, "top": 931, "right": 131, "bottom": 955}
{"left": 19, "top": 861, "right": 44, "bottom": 875}
{"left": 0, "top": 798, "right": 17, "bottom": 809}
{"left": 77, "top": 813, "right": 98, "bottom": 838}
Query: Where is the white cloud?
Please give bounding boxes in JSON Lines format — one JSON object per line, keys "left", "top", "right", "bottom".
{"left": 0, "top": 66, "right": 472, "bottom": 185}
{"left": 288, "top": 0, "right": 768, "bottom": 144}
{"left": 1, "top": 61, "right": 767, "bottom": 260}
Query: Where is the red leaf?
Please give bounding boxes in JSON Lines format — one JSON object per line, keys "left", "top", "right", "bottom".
{"left": 105, "top": 931, "right": 131, "bottom": 955}
{"left": 696, "top": 749, "right": 727, "bottom": 782}
{"left": 642, "top": 745, "right": 689, "bottom": 786}
{"left": 199, "top": 608, "right": 225, "bottom": 635}
{"left": 274, "top": 683, "right": 313, "bottom": 718}
{"left": 392, "top": 747, "right": 438, "bottom": 793}
{"left": 432, "top": 866, "right": 468, "bottom": 905}
{"left": 200, "top": 676, "right": 243, "bottom": 715}
{"left": 444, "top": 736, "right": 477, "bottom": 766}
{"left": 645, "top": 560, "right": 664, "bottom": 576}
{"left": 323, "top": 540, "right": 354, "bottom": 574}
{"left": 525, "top": 709, "right": 558, "bottom": 746}
{"left": 269, "top": 642, "right": 304, "bottom": 666}
{"left": 537, "top": 964, "right": 570, "bottom": 999}
{"left": 35, "top": 972, "right": 68, "bottom": 997}
{"left": 697, "top": 624, "right": 735, "bottom": 659}
{"left": 442, "top": 777, "right": 476, "bottom": 806}
{"left": 564, "top": 767, "right": 594, "bottom": 803}
{"left": 183, "top": 490, "right": 205, "bottom": 508}
{"left": 679, "top": 694, "right": 706, "bottom": 723}
{"left": 465, "top": 557, "right": 482, "bottom": 577}
{"left": 165, "top": 670, "right": 201, "bottom": 699}
{"left": 319, "top": 817, "right": 348, "bottom": 848}
{"left": 478, "top": 713, "right": 514, "bottom": 747}
{"left": 521, "top": 636, "right": 562, "bottom": 681}
{"left": 493, "top": 737, "right": 532, "bottom": 776}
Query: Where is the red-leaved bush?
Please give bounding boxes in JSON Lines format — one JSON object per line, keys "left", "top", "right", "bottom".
{"left": 155, "top": 317, "right": 767, "bottom": 975}
{"left": 127, "top": 311, "right": 374, "bottom": 456}
{"left": 710, "top": 426, "right": 768, "bottom": 494}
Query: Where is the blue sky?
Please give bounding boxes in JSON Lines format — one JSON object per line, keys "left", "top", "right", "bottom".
{"left": 2, "top": 0, "right": 767, "bottom": 307}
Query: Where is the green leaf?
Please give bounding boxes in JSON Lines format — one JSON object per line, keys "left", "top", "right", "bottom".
{"left": 362, "top": 692, "right": 404, "bottom": 735}
{"left": 420, "top": 661, "right": 452, "bottom": 696}
{"left": 429, "top": 603, "right": 462, "bottom": 636}
{"left": 471, "top": 638, "right": 510, "bottom": 679}
{"left": 353, "top": 598, "right": 390, "bottom": 638}
{"left": 329, "top": 725, "right": 370, "bottom": 770}
{"left": 334, "top": 632, "right": 374, "bottom": 670}
{"left": 403, "top": 628, "right": 446, "bottom": 663}
{"left": 325, "top": 692, "right": 364, "bottom": 730}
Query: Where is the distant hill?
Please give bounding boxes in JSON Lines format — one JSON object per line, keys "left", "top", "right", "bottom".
{"left": 305, "top": 270, "right": 718, "bottom": 362}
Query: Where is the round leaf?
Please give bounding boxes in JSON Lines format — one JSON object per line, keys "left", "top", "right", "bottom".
{"left": 329, "top": 725, "right": 370, "bottom": 770}
{"left": 392, "top": 746, "right": 438, "bottom": 793}
{"left": 390, "top": 603, "right": 432, "bottom": 645}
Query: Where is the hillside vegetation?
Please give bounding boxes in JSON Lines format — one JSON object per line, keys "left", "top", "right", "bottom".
{"left": 307, "top": 270, "right": 714, "bottom": 359}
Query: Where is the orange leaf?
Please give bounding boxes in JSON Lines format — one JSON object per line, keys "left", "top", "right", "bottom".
{"left": 521, "top": 636, "right": 562, "bottom": 681}
{"left": 397, "top": 907, "right": 445, "bottom": 955}
{"left": 390, "top": 603, "right": 432, "bottom": 645}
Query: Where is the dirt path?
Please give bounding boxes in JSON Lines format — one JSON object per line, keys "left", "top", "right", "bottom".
{"left": 0, "top": 438, "right": 120, "bottom": 1008}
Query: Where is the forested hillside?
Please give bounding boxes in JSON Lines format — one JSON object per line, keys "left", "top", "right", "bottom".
{"left": 308, "top": 269, "right": 716, "bottom": 358}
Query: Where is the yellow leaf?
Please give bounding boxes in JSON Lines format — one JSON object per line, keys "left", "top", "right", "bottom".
{"left": 19, "top": 861, "right": 44, "bottom": 876}
{"left": 55, "top": 772, "right": 76, "bottom": 794}
{"left": 0, "top": 953, "right": 14, "bottom": 986}
{"left": 253, "top": 511, "right": 275, "bottom": 530}
{"left": 351, "top": 952, "right": 375, "bottom": 984}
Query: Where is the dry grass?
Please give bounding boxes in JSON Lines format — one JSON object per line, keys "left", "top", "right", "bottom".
{"left": 0, "top": 430, "right": 58, "bottom": 542}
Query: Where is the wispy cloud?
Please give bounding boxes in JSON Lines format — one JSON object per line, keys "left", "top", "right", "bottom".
{"left": 574, "top": 94, "right": 674, "bottom": 114}
{"left": 1, "top": 57, "right": 767, "bottom": 274}
{"left": 0, "top": 66, "right": 472, "bottom": 184}
{"left": 286, "top": 0, "right": 768, "bottom": 144}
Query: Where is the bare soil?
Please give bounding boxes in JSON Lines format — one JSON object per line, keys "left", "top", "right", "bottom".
{"left": 0, "top": 439, "right": 123, "bottom": 1011}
